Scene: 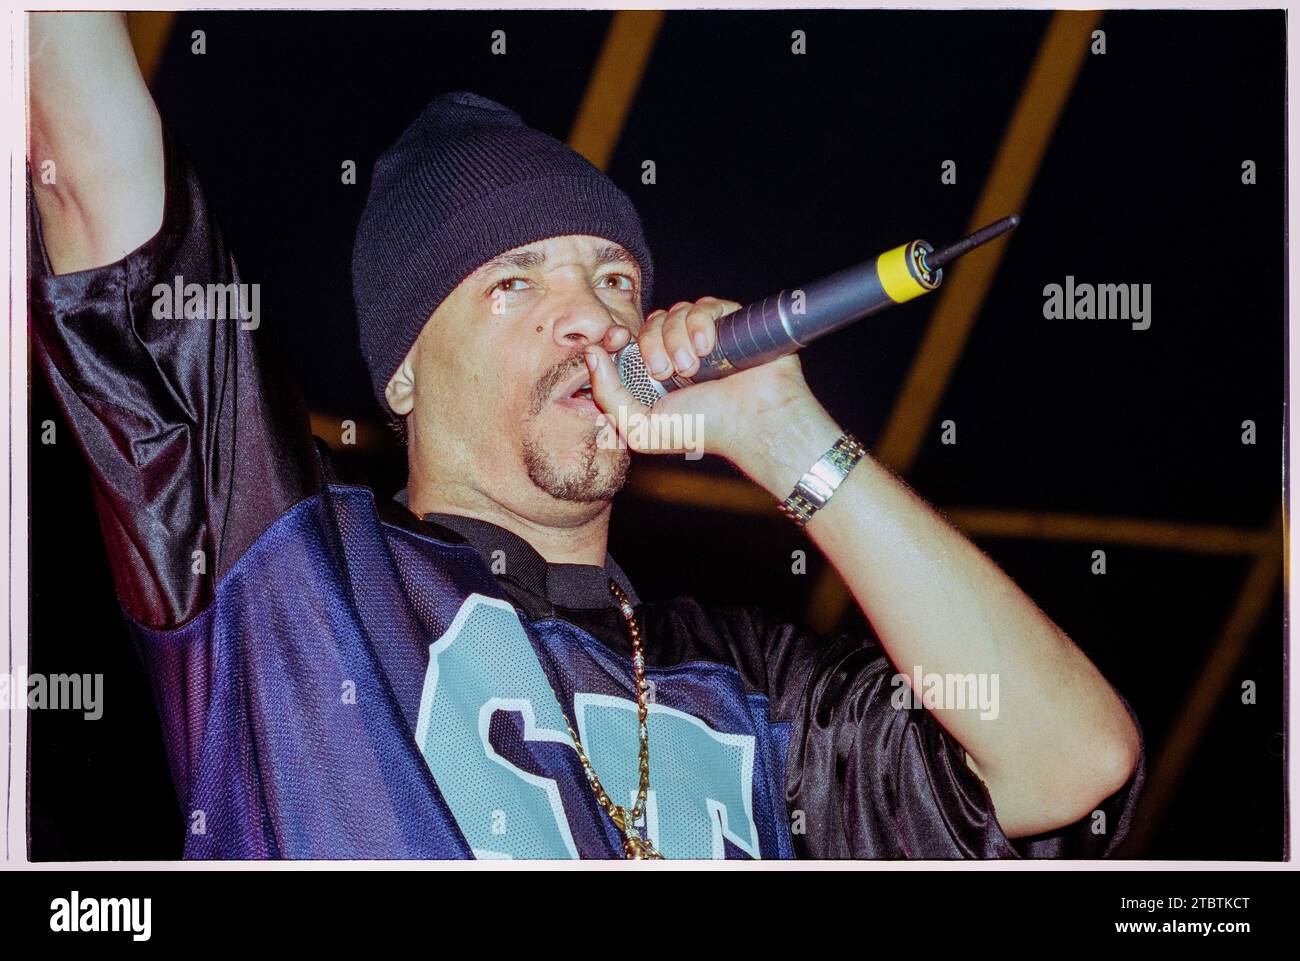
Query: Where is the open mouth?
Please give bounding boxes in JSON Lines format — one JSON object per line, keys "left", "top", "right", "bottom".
{"left": 554, "top": 368, "right": 595, "bottom": 407}
{"left": 556, "top": 382, "right": 598, "bottom": 416}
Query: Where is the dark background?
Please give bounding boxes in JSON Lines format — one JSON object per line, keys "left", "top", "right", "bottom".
{"left": 28, "top": 9, "right": 1286, "bottom": 859}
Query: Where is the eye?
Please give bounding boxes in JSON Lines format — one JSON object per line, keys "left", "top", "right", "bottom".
{"left": 597, "top": 272, "right": 637, "bottom": 292}
{"left": 490, "top": 276, "right": 530, "bottom": 295}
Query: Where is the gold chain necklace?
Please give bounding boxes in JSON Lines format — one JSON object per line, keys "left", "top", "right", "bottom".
{"left": 542, "top": 579, "right": 662, "bottom": 859}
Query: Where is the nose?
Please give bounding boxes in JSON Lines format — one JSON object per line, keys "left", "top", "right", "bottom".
{"left": 549, "top": 279, "right": 623, "bottom": 350}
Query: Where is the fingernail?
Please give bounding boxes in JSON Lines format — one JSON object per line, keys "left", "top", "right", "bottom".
{"left": 693, "top": 332, "right": 709, "bottom": 353}
{"left": 674, "top": 348, "right": 695, "bottom": 371}
{"left": 650, "top": 356, "right": 671, "bottom": 376}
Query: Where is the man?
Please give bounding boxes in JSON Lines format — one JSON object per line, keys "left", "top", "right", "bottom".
{"left": 29, "top": 12, "right": 1142, "bottom": 859}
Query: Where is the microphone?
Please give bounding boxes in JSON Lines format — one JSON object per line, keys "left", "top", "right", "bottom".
{"left": 615, "top": 215, "right": 1020, "bottom": 407}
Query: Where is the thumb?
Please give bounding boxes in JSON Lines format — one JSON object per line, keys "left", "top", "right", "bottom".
{"left": 585, "top": 345, "right": 647, "bottom": 415}
{"left": 584, "top": 346, "right": 658, "bottom": 454}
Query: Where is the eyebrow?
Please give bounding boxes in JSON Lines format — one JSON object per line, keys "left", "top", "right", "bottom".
{"left": 593, "top": 245, "right": 639, "bottom": 272}
{"left": 473, "top": 244, "right": 640, "bottom": 280}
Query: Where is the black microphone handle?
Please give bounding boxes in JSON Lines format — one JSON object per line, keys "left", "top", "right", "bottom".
{"left": 611, "top": 238, "right": 948, "bottom": 406}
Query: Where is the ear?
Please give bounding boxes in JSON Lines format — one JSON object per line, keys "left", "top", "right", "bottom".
{"left": 384, "top": 345, "right": 418, "bottom": 417}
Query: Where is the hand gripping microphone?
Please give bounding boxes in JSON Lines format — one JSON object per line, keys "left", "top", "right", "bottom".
{"left": 614, "top": 215, "right": 1020, "bottom": 406}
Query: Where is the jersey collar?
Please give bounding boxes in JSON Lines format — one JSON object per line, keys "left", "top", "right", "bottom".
{"left": 390, "top": 487, "right": 640, "bottom": 617}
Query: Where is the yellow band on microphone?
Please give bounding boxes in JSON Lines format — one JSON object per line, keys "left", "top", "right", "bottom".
{"left": 876, "top": 241, "right": 936, "bottom": 304}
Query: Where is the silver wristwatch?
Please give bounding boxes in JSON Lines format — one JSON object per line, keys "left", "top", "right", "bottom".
{"left": 778, "top": 432, "right": 867, "bottom": 528}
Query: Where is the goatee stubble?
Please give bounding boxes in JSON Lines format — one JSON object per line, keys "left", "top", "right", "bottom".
{"left": 522, "top": 352, "right": 630, "bottom": 503}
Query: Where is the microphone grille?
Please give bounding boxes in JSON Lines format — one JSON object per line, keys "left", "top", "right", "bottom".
{"left": 614, "top": 342, "right": 670, "bottom": 408}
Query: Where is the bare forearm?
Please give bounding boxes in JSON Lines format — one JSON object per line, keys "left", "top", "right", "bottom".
{"left": 585, "top": 280, "right": 1141, "bottom": 837}
{"left": 728, "top": 395, "right": 1140, "bottom": 837}
{"left": 28, "top": 12, "right": 163, "bottom": 273}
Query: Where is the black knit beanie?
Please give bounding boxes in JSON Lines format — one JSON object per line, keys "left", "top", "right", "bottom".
{"left": 353, "top": 90, "right": 655, "bottom": 410}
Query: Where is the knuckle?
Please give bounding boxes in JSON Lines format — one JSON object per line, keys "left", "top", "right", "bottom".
{"left": 638, "top": 332, "right": 670, "bottom": 372}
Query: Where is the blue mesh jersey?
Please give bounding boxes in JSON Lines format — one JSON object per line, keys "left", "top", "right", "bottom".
{"left": 27, "top": 124, "right": 1145, "bottom": 859}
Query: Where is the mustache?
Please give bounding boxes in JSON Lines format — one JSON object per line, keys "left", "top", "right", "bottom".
{"left": 528, "top": 349, "right": 589, "bottom": 417}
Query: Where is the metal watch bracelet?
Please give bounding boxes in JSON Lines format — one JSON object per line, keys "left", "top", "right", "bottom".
{"left": 778, "top": 431, "right": 867, "bottom": 528}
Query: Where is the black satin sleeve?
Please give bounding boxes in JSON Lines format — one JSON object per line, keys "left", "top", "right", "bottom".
{"left": 28, "top": 122, "right": 320, "bottom": 630}
{"left": 775, "top": 627, "right": 1145, "bottom": 859}
{"left": 670, "top": 602, "right": 1145, "bottom": 859}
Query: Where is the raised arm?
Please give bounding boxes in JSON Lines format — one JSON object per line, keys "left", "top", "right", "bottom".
{"left": 28, "top": 12, "right": 320, "bottom": 630}
{"left": 29, "top": 12, "right": 164, "bottom": 275}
